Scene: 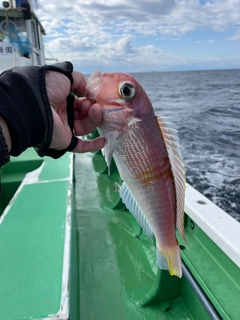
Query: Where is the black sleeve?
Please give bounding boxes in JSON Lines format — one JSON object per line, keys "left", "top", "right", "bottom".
{"left": 0, "top": 61, "right": 74, "bottom": 165}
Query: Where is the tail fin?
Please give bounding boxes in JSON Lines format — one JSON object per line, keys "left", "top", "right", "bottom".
{"left": 156, "top": 245, "right": 182, "bottom": 278}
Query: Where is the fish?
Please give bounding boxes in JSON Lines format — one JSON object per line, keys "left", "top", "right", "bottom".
{"left": 85, "top": 70, "right": 186, "bottom": 278}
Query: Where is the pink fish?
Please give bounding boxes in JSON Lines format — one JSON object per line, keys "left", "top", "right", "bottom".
{"left": 85, "top": 70, "right": 186, "bottom": 278}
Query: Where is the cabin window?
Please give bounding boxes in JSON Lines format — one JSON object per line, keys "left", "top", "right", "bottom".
{"left": 0, "top": 15, "right": 29, "bottom": 57}
{"left": 0, "top": 16, "right": 27, "bottom": 40}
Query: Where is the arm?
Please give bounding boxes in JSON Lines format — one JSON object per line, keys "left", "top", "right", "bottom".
{"left": 0, "top": 62, "right": 105, "bottom": 167}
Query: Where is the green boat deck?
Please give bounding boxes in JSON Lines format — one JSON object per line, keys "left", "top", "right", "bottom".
{"left": 0, "top": 149, "right": 76, "bottom": 320}
{"left": 75, "top": 151, "right": 206, "bottom": 320}
{"left": 75, "top": 148, "right": 240, "bottom": 320}
{"left": 0, "top": 146, "right": 239, "bottom": 319}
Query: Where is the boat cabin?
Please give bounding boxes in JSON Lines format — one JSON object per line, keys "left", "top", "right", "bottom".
{"left": 0, "top": 0, "right": 45, "bottom": 73}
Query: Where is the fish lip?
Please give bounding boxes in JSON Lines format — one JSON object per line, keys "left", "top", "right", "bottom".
{"left": 108, "top": 98, "right": 125, "bottom": 106}
{"left": 85, "top": 70, "right": 103, "bottom": 100}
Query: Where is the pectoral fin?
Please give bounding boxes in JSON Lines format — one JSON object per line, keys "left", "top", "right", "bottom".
{"left": 102, "top": 130, "right": 120, "bottom": 175}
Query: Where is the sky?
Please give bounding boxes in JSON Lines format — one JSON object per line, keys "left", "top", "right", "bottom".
{"left": 4, "top": 0, "right": 240, "bottom": 73}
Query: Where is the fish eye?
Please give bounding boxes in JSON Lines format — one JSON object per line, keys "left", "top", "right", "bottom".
{"left": 119, "top": 82, "right": 135, "bottom": 100}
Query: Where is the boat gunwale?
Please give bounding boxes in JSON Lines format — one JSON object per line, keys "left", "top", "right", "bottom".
{"left": 185, "top": 183, "right": 240, "bottom": 268}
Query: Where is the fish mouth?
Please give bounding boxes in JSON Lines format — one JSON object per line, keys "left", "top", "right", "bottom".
{"left": 85, "top": 70, "right": 103, "bottom": 100}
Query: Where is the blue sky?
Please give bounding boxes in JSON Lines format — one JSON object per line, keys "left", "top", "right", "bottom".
{"left": 8, "top": 0, "right": 240, "bottom": 73}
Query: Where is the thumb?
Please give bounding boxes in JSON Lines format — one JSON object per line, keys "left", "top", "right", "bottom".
{"left": 72, "top": 136, "right": 105, "bottom": 153}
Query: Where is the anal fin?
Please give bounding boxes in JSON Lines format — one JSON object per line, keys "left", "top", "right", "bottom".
{"left": 120, "top": 182, "right": 154, "bottom": 239}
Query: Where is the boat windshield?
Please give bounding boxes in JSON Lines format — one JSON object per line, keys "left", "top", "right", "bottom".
{"left": 0, "top": 14, "right": 27, "bottom": 39}
{"left": 0, "top": 12, "right": 30, "bottom": 57}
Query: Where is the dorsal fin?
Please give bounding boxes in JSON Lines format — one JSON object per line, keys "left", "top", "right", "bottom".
{"left": 120, "top": 182, "right": 154, "bottom": 239}
{"left": 156, "top": 116, "right": 187, "bottom": 244}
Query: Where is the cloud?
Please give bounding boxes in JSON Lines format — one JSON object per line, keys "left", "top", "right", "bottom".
{"left": 2, "top": 0, "right": 239, "bottom": 72}
{"left": 45, "top": 35, "right": 180, "bottom": 73}
{"left": 78, "top": 0, "right": 176, "bottom": 23}
{"left": 36, "top": 0, "right": 240, "bottom": 37}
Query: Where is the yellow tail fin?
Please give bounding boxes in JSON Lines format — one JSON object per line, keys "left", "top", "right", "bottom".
{"left": 156, "top": 244, "right": 182, "bottom": 278}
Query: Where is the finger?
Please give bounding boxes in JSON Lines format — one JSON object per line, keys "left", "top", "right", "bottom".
{"left": 74, "top": 104, "right": 103, "bottom": 135}
{"left": 71, "top": 71, "right": 87, "bottom": 95}
{"left": 73, "top": 97, "right": 92, "bottom": 119}
{"left": 74, "top": 117, "right": 97, "bottom": 136}
{"left": 88, "top": 103, "right": 103, "bottom": 126}
{"left": 74, "top": 102, "right": 103, "bottom": 135}
{"left": 73, "top": 136, "right": 105, "bottom": 153}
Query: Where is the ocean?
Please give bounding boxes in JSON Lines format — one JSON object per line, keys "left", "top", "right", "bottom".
{"left": 78, "top": 69, "right": 240, "bottom": 222}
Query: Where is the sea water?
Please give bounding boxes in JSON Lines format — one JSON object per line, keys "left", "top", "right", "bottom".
{"left": 133, "top": 69, "right": 240, "bottom": 222}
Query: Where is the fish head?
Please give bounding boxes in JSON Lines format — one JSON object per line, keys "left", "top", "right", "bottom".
{"left": 85, "top": 70, "right": 153, "bottom": 132}
{"left": 85, "top": 70, "right": 155, "bottom": 170}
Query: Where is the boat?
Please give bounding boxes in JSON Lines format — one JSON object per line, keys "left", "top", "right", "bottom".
{"left": 1, "top": 2, "right": 240, "bottom": 319}
{"left": 0, "top": 127, "right": 239, "bottom": 320}
{"left": 0, "top": 0, "right": 45, "bottom": 74}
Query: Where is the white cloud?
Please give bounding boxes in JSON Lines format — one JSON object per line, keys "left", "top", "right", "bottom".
{"left": 2, "top": 0, "right": 239, "bottom": 72}
{"left": 35, "top": 0, "right": 240, "bottom": 36}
